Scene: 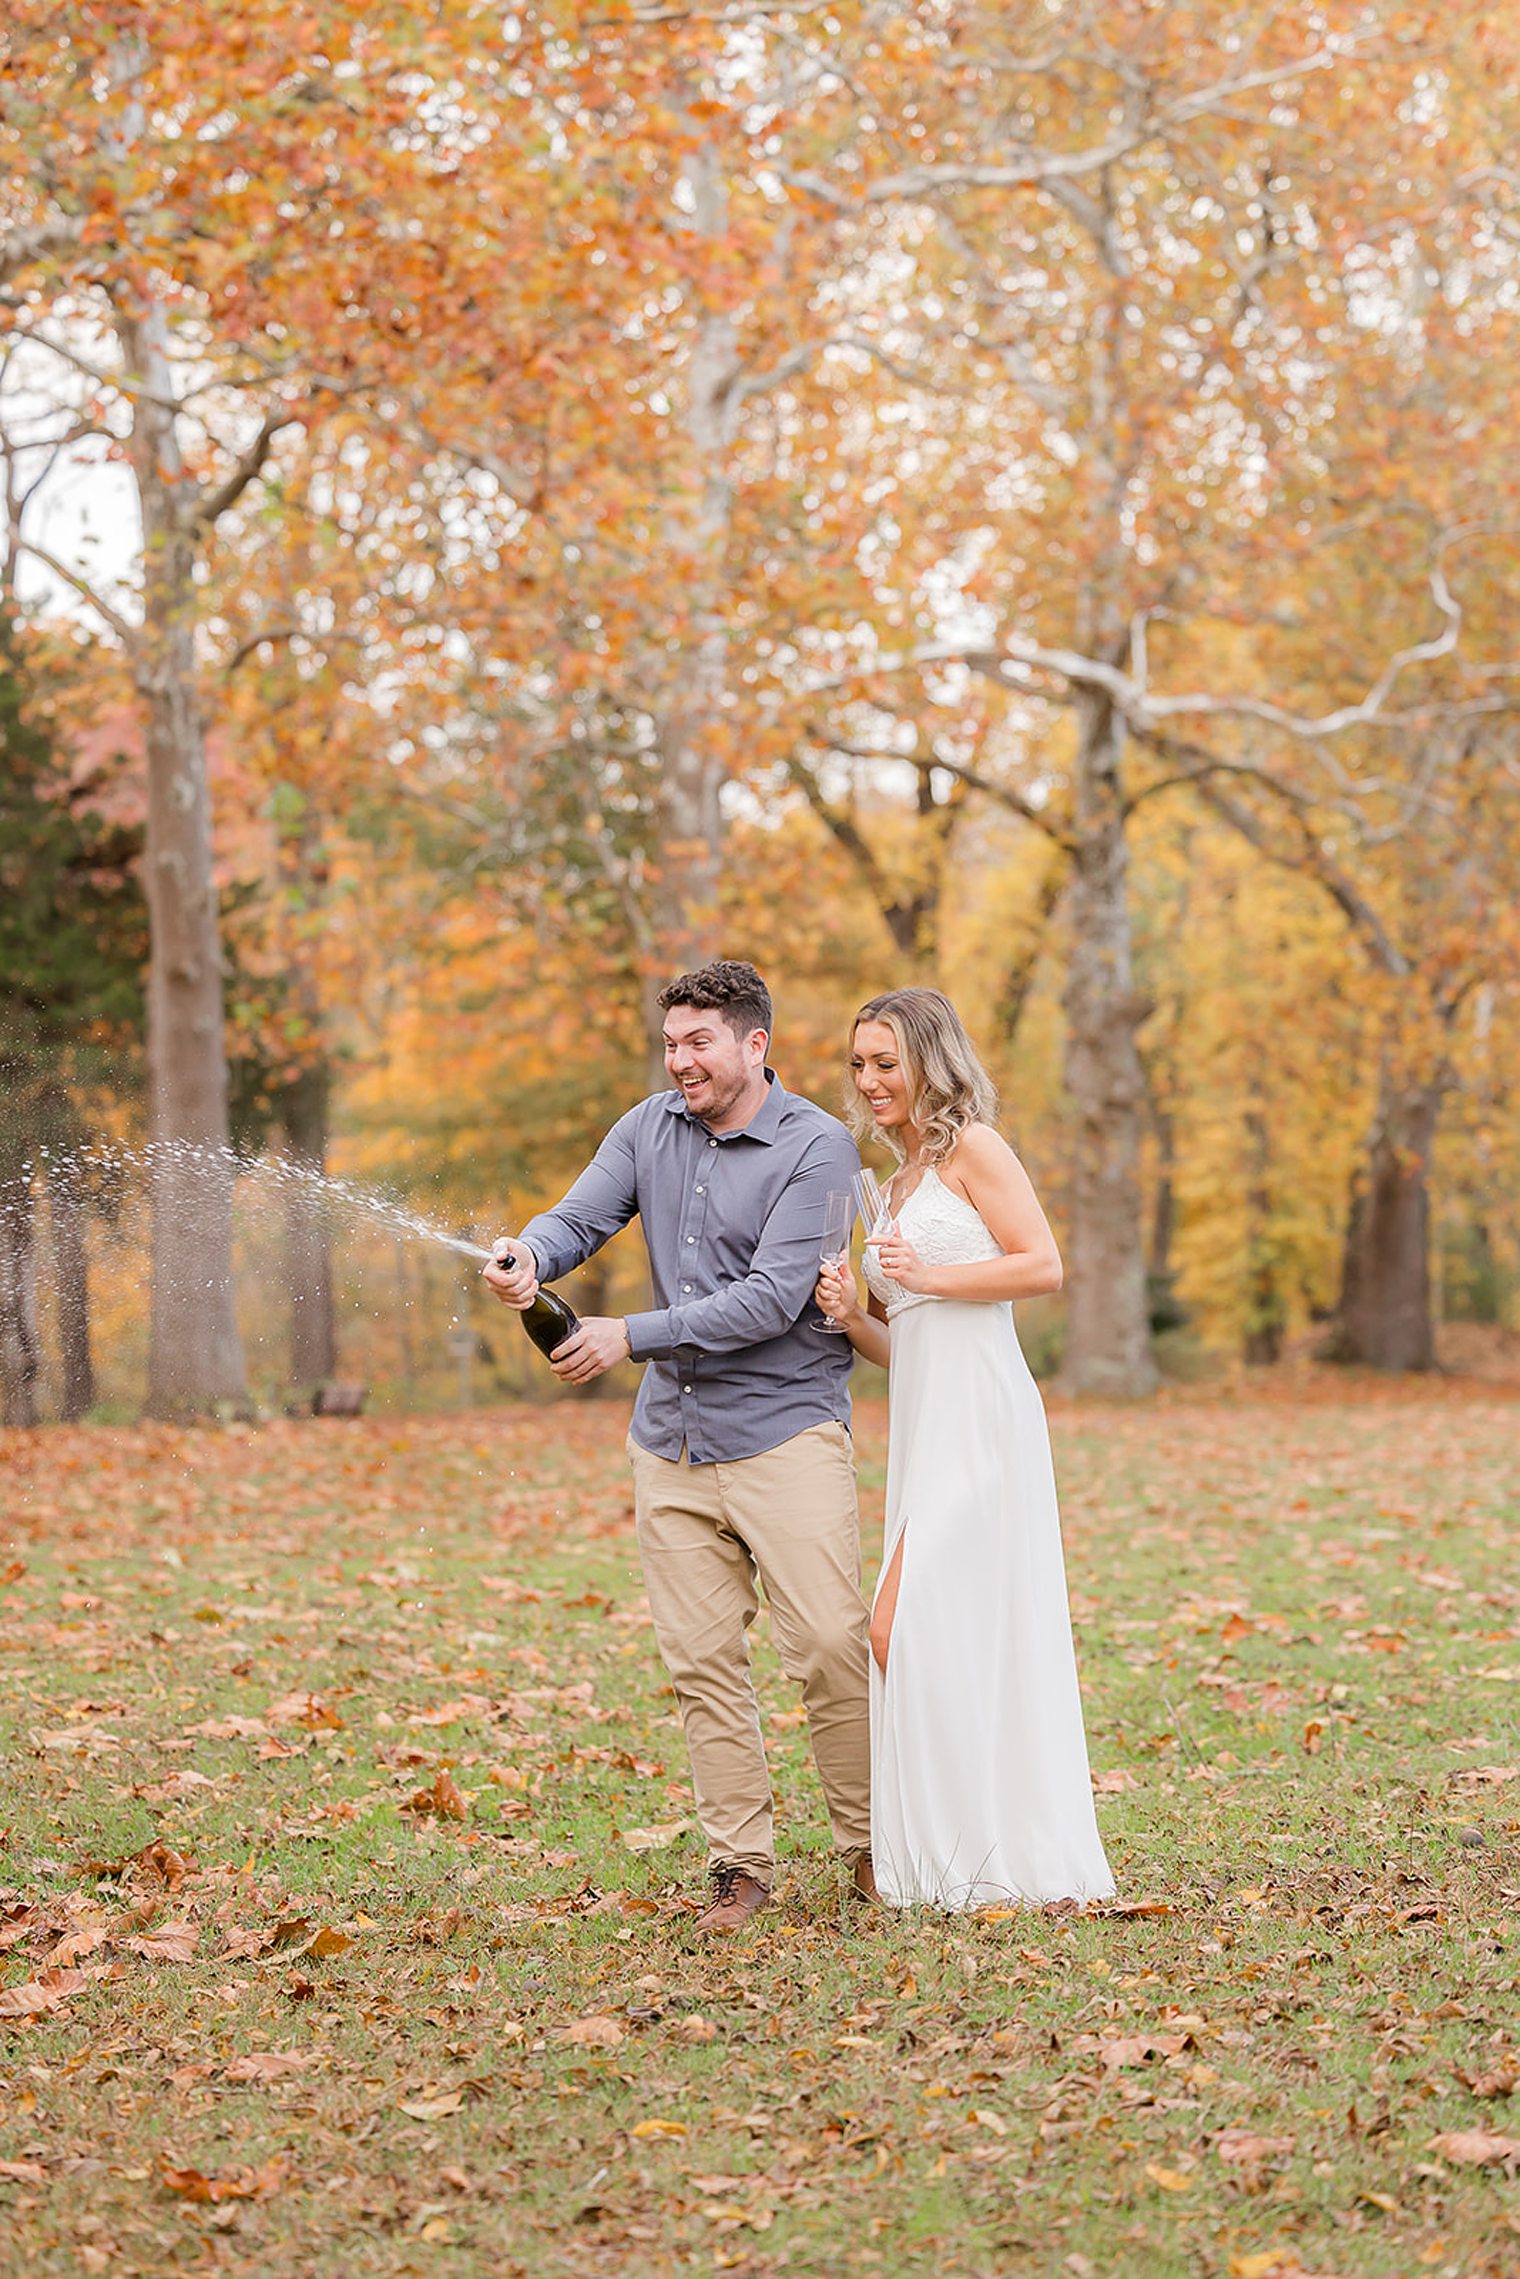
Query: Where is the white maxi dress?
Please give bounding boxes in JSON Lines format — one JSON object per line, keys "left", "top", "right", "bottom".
{"left": 863, "top": 1168, "right": 1115, "bottom": 1910}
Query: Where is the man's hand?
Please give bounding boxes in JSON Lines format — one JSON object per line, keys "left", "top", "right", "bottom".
{"left": 548, "top": 1317, "right": 631, "bottom": 1385}
{"left": 482, "top": 1240, "right": 539, "bottom": 1310}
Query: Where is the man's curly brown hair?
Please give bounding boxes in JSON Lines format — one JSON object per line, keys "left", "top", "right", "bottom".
{"left": 656, "top": 959, "right": 773, "bottom": 1045}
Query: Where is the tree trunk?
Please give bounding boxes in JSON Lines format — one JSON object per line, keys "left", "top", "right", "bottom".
{"left": 281, "top": 1063, "right": 337, "bottom": 1390}
{"left": 1057, "top": 695, "right": 1157, "bottom": 1397}
{"left": 120, "top": 299, "right": 246, "bottom": 1415}
{"left": 1328, "top": 1066, "right": 1443, "bottom": 1371}
{"left": 46, "top": 1153, "right": 95, "bottom": 1420}
{"left": 0, "top": 1160, "right": 41, "bottom": 1428}
{"left": 646, "top": 138, "right": 735, "bottom": 1054}
{"left": 1242, "top": 1108, "right": 1285, "bottom": 1366}
{"left": 995, "top": 851, "right": 1068, "bottom": 1048}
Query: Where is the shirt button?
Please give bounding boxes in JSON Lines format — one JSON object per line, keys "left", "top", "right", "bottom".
{"left": 683, "top": 1384, "right": 693, "bottom": 1394}
{"left": 708, "top": 1139, "right": 717, "bottom": 1149}
{"left": 686, "top": 1235, "right": 695, "bottom": 1243}
{"left": 695, "top": 1185, "right": 705, "bottom": 1194}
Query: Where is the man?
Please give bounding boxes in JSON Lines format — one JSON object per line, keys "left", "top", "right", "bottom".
{"left": 484, "top": 959, "right": 875, "bottom": 1933}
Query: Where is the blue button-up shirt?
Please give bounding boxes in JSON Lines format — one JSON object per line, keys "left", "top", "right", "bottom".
{"left": 518, "top": 1073, "right": 861, "bottom": 1463}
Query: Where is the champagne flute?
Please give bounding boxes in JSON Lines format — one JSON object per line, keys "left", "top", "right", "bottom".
{"left": 852, "top": 1168, "right": 894, "bottom": 1242}
{"left": 814, "top": 1189, "right": 857, "bottom": 1333}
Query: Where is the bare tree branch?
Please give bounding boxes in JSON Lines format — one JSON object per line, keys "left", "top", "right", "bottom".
{"left": 221, "top": 622, "right": 364, "bottom": 677}
{"left": 1159, "top": 742, "right": 1411, "bottom": 978}
{"left": 816, "top": 725, "right": 1077, "bottom": 852}
{"left": 781, "top": 42, "right": 1351, "bottom": 213}
{"left": 789, "top": 743, "right": 898, "bottom": 905}
{"left": 10, "top": 534, "right": 136, "bottom": 645}
{"left": 807, "top": 542, "right": 1502, "bottom": 757}
{"left": 195, "top": 412, "right": 301, "bottom": 532}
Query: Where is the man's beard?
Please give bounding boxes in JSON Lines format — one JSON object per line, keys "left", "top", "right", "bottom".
{"left": 693, "top": 1070, "right": 747, "bottom": 1126}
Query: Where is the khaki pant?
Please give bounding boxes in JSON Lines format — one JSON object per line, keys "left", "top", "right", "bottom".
{"left": 628, "top": 1422, "right": 872, "bottom": 1882}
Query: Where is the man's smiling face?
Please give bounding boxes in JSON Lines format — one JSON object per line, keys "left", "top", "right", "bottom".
{"left": 662, "top": 1003, "right": 768, "bottom": 1132}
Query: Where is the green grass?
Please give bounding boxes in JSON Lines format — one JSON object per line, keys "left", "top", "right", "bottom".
{"left": 1, "top": 1386, "right": 1517, "bottom": 2278}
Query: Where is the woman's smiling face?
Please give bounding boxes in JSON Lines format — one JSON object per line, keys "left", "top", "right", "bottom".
{"left": 850, "top": 1019, "right": 916, "bottom": 1136}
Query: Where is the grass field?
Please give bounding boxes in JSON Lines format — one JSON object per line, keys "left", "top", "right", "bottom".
{"left": 1, "top": 1384, "right": 1517, "bottom": 2279}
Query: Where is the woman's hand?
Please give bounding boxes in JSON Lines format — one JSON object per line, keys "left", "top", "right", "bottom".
{"left": 872, "top": 1225, "right": 934, "bottom": 1295}
{"left": 816, "top": 1255, "right": 862, "bottom": 1325}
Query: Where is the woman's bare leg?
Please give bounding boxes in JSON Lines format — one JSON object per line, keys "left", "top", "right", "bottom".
{"left": 870, "top": 1531, "right": 906, "bottom": 1676}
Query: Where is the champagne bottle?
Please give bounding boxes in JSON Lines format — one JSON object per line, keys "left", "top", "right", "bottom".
{"left": 493, "top": 1248, "right": 580, "bottom": 1360}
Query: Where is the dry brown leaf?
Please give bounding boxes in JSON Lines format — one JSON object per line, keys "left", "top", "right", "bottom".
{"left": 44, "top": 1925, "right": 111, "bottom": 1968}
{"left": 631, "top": 2117, "right": 687, "bottom": 2138}
{"left": 0, "top": 1909, "right": 37, "bottom": 1952}
{"left": 267, "top": 1691, "right": 344, "bottom": 1730}
{"left": 1217, "top": 2128, "right": 1296, "bottom": 2167}
{"left": 160, "top": 2158, "right": 288, "bottom": 2203}
{"left": 674, "top": 2015, "right": 719, "bottom": 2045}
{"left": 299, "top": 1925, "right": 354, "bottom": 1961}
{"left": 558, "top": 2014, "right": 626, "bottom": 2049}
{"left": 35, "top": 1725, "right": 121, "bottom": 1754}
{"left": 621, "top": 1819, "right": 692, "bottom": 1852}
{"left": 702, "top": 2204, "right": 775, "bottom": 2231}
{"left": 268, "top": 1916, "right": 315, "bottom": 1950}
{"left": 126, "top": 1919, "right": 198, "bottom": 1964}
{"left": 220, "top": 1924, "right": 279, "bottom": 1961}
{"left": 0, "top": 1966, "right": 91, "bottom": 2018}
{"left": 133, "top": 1841, "right": 193, "bottom": 1890}
{"left": 1145, "top": 2163, "right": 1193, "bottom": 2193}
{"left": 1228, "top": 2257, "right": 1334, "bottom": 2279}
{"left": 1428, "top": 2129, "right": 1520, "bottom": 2168}
{"left": 155, "top": 1770, "right": 217, "bottom": 1799}
{"left": 399, "top": 2090, "right": 464, "bottom": 2120}
{"left": 222, "top": 2050, "right": 313, "bottom": 2082}
{"left": 401, "top": 1770, "right": 468, "bottom": 1821}
{"left": 0, "top": 2159, "right": 46, "bottom": 2183}
{"left": 1077, "top": 2031, "right": 1189, "bottom": 2071}
{"left": 405, "top": 1695, "right": 493, "bottom": 1726}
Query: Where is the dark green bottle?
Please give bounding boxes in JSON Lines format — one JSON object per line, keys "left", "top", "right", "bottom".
{"left": 494, "top": 1249, "right": 580, "bottom": 1360}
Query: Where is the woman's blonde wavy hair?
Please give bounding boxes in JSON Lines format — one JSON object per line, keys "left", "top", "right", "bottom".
{"left": 846, "top": 988, "right": 998, "bottom": 1166}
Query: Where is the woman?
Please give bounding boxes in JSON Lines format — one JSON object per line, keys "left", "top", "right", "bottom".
{"left": 817, "top": 988, "right": 1114, "bottom": 1910}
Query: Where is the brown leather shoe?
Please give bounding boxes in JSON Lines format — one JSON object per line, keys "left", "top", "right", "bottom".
{"left": 851, "top": 1852, "right": 880, "bottom": 1904}
{"left": 695, "top": 1865, "right": 771, "bottom": 1935}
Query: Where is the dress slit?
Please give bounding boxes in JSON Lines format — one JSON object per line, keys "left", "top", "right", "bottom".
{"left": 871, "top": 1517, "right": 909, "bottom": 1674}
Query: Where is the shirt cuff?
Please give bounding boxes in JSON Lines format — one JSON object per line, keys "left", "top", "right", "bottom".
{"left": 624, "top": 1308, "right": 675, "bottom": 1360}
{"left": 514, "top": 1223, "right": 561, "bottom": 1284}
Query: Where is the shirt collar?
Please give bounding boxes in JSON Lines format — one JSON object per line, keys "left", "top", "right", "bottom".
{"left": 662, "top": 1067, "right": 787, "bottom": 1144}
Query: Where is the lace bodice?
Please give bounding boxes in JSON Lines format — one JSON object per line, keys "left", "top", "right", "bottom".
{"left": 861, "top": 1165, "right": 1004, "bottom": 1318}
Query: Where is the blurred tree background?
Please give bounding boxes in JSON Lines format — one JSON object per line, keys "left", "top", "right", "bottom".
{"left": 1, "top": 1, "right": 1517, "bottom": 1420}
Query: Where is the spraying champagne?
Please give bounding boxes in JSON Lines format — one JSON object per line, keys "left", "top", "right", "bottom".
{"left": 491, "top": 1246, "right": 581, "bottom": 1361}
